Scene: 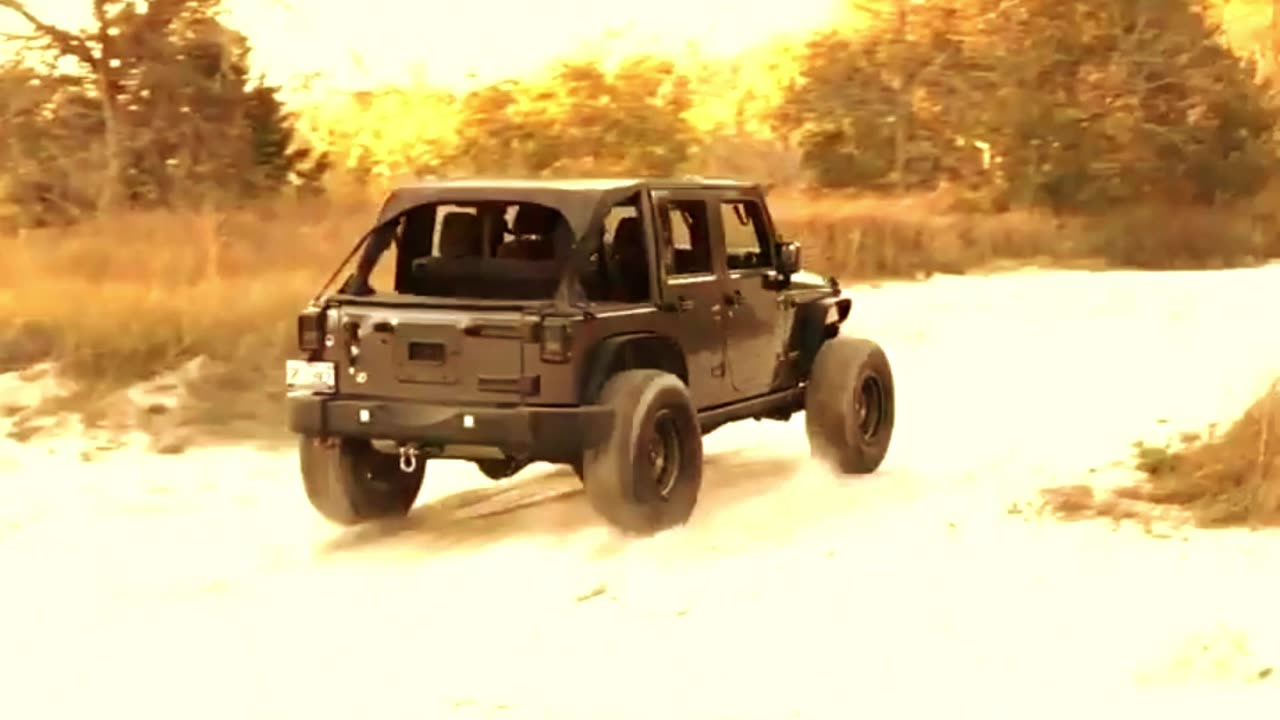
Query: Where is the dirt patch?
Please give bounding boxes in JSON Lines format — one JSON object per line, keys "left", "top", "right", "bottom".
{"left": 7, "top": 267, "right": 1280, "bottom": 717}
{"left": 0, "top": 356, "right": 273, "bottom": 456}
{"left": 1042, "top": 380, "right": 1280, "bottom": 529}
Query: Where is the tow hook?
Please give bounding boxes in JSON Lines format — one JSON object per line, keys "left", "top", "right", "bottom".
{"left": 398, "top": 445, "right": 420, "bottom": 473}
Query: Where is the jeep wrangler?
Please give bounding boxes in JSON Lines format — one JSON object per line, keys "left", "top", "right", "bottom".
{"left": 286, "top": 177, "right": 894, "bottom": 534}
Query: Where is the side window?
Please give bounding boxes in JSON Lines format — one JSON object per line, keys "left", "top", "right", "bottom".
{"left": 720, "top": 200, "right": 772, "bottom": 270}
{"left": 662, "top": 199, "right": 712, "bottom": 276}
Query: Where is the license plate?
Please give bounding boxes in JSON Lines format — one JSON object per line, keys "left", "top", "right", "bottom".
{"left": 286, "top": 360, "right": 336, "bottom": 394}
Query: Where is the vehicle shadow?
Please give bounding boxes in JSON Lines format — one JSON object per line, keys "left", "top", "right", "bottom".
{"left": 316, "top": 448, "right": 805, "bottom": 558}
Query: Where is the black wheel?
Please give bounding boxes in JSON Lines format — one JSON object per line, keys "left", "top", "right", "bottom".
{"left": 581, "top": 370, "right": 702, "bottom": 534}
{"left": 299, "top": 436, "right": 425, "bottom": 525}
{"left": 804, "top": 336, "right": 895, "bottom": 474}
{"left": 475, "top": 458, "right": 528, "bottom": 480}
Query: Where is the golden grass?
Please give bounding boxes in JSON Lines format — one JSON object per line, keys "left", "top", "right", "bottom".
{"left": 1042, "top": 382, "right": 1280, "bottom": 529}
{"left": 2, "top": 200, "right": 367, "bottom": 348}
{"left": 0, "top": 198, "right": 373, "bottom": 434}
{"left": 0, "top": 192, "right": 1059, "bottom": 377}
{"left": 769, "top": 190, "right": 1093, "bottom": 278}
{"left": 1, "top": 189, "right": 1276, "bottom": 439}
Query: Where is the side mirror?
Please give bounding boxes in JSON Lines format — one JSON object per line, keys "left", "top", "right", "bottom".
{"left": 777, "top": 241, "right": 802, "bottom": 276}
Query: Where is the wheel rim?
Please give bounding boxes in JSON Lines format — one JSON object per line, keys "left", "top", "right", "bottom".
{"left": 645, "top": 409, "right": 682, "bottom": 500}
{"left": 855, "top": 375, "right": 886, "bottom": 441}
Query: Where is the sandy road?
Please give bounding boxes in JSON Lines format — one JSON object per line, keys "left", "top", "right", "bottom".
{"left": 4, "top": 266, "right": 1280, "bottom": 718}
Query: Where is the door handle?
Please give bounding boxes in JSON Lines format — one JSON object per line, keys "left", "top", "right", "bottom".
{"left": 724, "top": 290, "right": 743, "bottom": 307}
{"left": 662, "top": 297, "right": 695, "bottom": 312}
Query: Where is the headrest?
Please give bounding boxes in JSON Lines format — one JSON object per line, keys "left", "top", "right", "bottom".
{"left": 512, "top": 204, "right": 560, "bottom": 236}
{"left": 438, "top": 212, "right": 481, "bottom": 259}
{"left": 613, "top": 217, "right": 640, "bottom": 244}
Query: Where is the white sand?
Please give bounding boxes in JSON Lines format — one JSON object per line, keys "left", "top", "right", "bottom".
{"left": 3, "top": 265, "right": 1280, "bottom": 718}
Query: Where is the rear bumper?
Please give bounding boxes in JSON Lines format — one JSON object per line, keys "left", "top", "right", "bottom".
{"left": 286, "top": 394, "right": 613, "bottom": 462}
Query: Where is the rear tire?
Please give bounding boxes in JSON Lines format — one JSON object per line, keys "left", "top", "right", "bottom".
{"left": 299, "top": 436, "right": 425, "bottom": 525}
{"left": 582, "top": 370, "right": 702, "bottom": 534}
{"left": 804, "top": 336, "right": 895, "bottom": 474}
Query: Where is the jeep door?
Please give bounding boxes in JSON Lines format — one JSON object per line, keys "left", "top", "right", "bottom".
{"left": 714, "top": 191, "right": 791, "bottom": 398}
{"left": 651, "top": 189, "right": 732, "bottom": 410}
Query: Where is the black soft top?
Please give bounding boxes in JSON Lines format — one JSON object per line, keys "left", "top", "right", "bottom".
{"left": 335, "top": 176, "right": 760, "bottom": 308}
{"left": 373, "top": 176, "right": 760, "bottom": 240}
{"left": 374, "top": 178, "right": 648, "bottom": 241}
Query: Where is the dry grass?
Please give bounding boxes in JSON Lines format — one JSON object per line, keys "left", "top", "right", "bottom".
{"left": 1042, "top": 381, "right": 1280, "bottom": 529}
{"left": 2, "top": 189, "right": 1277, "bottom": 439}
{"left": 773, "top": 189, "right": 1280, "bottom": 278}
{"left": 770, "top": 190, "right": 1094, "bottom": 278}
{"left": 0, "top": 197, "right": 374, "bottom": 435}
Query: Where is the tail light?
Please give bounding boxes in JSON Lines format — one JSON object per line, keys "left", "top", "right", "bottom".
{"left": 539, "top": 318, "right": 573, "bottom": 363}
{"left": 297, "top": 307, "right": 326, "bottom": 352}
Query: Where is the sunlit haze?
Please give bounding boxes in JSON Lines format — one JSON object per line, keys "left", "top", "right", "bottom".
{"left": 8, "top": 0, "right": 843, "bottom": 92}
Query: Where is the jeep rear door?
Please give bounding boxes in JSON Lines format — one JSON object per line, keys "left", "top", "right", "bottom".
{"left": 714, "top": 192, "right": 791, "bottom": 398}
{"left": 650, "top": 189, "right": 733, "bottom": 410}
{"left": 324, "top": 302, "right": 536, "bottom": 406}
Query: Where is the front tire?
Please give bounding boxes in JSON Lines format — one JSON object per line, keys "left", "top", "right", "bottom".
{"left": 804, "top": 336, "right": 895, "bottom": 474}
{"left": 582, "top": 370, "right": 703, "bottom": 534}
{"left": 299, "top": 437, "right": 425, "bottom": 525}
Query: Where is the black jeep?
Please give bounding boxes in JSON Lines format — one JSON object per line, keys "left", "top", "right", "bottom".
{"left": 286, "top": 177, "right": 894, "bottom": 534}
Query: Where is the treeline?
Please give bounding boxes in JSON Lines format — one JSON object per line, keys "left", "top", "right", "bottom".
{"left": 781, "top": 0, "right": 1278, "bottom": 211}
{"left": 2, "top": 0, "right": 1279, "bottom": 228}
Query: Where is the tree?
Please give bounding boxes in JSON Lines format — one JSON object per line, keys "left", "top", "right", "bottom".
{"left": 775, "top": 0, "right": 982, "bottom": 191}
{"left": 0, "top": 60, "right": 103, "bottom": 227}
{"left": 295, "top": 84, "right": 458, "bottom": 182}
{"left": 0, "top": 0, "right": 325, "bottom": 221}
{"left": 450, "top": 56, "right": 697, "bottom": 177}
{"left": 777, "top": 0, "right": 1279, "bottom": 209}
{"left": 983, "top": 0, "right": 1278, "bottom": 208}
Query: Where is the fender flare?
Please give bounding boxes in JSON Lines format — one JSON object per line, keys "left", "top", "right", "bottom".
{"left": 579, "top": 332, "right": 689, "bottom": 403}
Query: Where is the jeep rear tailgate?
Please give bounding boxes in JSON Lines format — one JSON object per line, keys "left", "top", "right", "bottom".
{"left": 325, "top": 303, "right": 536, "bottom": 405}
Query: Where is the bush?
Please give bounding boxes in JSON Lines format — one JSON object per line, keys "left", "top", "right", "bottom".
{"left": 1088, "top": 206, "right": 1266, "bottom": 270}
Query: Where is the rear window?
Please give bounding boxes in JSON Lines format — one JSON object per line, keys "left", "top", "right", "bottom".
{"left": 383, "top": 201, "right": 572, "bottom": 300}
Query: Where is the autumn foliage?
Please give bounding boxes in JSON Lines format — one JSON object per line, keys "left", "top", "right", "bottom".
{"left": 4, "top": 0, "right": 1280, "bottom": 223}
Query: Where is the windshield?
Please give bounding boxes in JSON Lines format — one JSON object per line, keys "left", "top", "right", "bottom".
{"left": 323, "top": 193, "right": 650, "bottom": 305}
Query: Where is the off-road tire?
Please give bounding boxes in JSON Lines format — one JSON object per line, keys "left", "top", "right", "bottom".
{"left": 804, "top": 336, "right": 895, "bottom": 474}
{"left": 582, "top": 370, "right": 702, "bottom": 534}
{"left": 299, "top": 436, "right": 425, "bottom": 525}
